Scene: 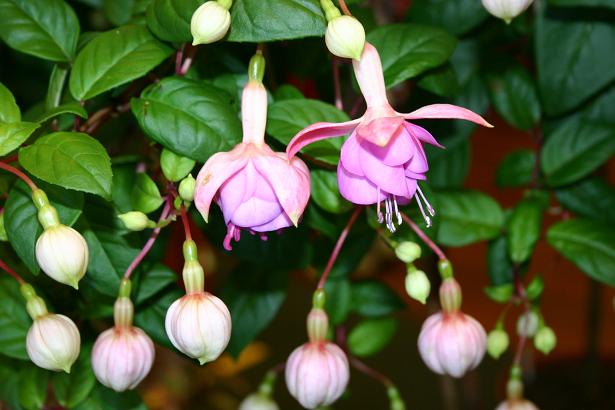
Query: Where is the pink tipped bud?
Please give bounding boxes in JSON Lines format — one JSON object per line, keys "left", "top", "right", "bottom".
{"left": 165, "top": 292, "right": 231, "bottom": 364}
{"left": 285, "top": 341, "right": 349, "bottom": 409}
{"left": 418, "top": 312, "right": 486, "bottom": 378}
{"left": 439, "top": 278, "right": 462, "bottom": 313}
{"left": 27, "top": 313, "right": 80, "bottom": 373}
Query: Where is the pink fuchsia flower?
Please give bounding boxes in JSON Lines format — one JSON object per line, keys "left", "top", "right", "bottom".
{"left": 194, "top": 57, "right": 310, "bottom": 250}
{"left": 287, "top": 42, "right": 492, "bottom": 231}
{"left": 417, "top": 278, "right": 487, "bottom": 378}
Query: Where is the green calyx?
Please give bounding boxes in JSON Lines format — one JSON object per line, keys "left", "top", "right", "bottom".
{"left": 20, "top": 283, "right": 48, "bottom": 319}
{"left": 183, "top": 239, "right": 198, "bottom": 262}
{"left": 437, "top": 258, "right": 453, "bottom": 279}
{"left": 248, "top": 52, "right": 266, "bottom": 83}
{"left": 320, "top": 0, "right": 341, "bottom": 21}
{"left": 217, "top": 0, "right": 232, "bottom": 10}
{"left": 257, "top": 371, "right": 277, "bottom": 396}
{"left": 312, "top": 288, "right": 326, "bottom": 309}
{"left": 32, "top": 190, "right": 60, "bottom": 229}
{"left": 118, "top": 278, "right": 132, "bottom": 298}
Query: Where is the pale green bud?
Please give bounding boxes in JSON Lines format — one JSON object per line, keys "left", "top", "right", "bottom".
{"left": 487, "top": 327, "right": 509, "bottom": 359}
{"left": 516, "top": 311, "right": 540, "bottom": 337}
{"left": 179, "top": 174, "right": 196, "bottom": 202}
{"left": 534, "top": 326, "right": 556, "bottom": 354}
{"left": 36, "top": 225, "right": 88, "bottom": 289}
{"left": 325, "top": 15, "right": 366, "bottom": 60}
{"left": 118, "top": 211, "right": 156, "bottom": 231}
{"left": 395, "top": 241, "right": 421, "bottom": 263}
{"left": 404, "top": 269, "right": 430, "bottom": 304}
{"left": 191, "top": 1, "right": 231, "bottom": 45}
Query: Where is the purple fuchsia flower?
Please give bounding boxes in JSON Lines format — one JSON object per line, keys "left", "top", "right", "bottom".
{"left": 287, "top": 42, "right": 492, "bottom": 232}
{"left": 194, "top": 55, "right": 310, "bottom": 250}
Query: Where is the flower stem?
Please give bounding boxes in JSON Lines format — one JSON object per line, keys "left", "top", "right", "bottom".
{"left": 124, "top": 199, "right": 173, "bottom": 279}
{"left": 317, "top": 206, "right": 363, "bottom": 290}
{"left": 0, "top": 259, "right": 25, "bottom": 284}
{"left": 338, "top": 0, "right": 352, "bottom": 16}
{"left": 0, "top": 161, "right": 37, "bottom": 191}
{"left": 350, "top": 356, "right": 393, "bottom": 388}
{"left": 180, "top": 204, "right": 192, "bottom": 241}
{"left": 178, "top": 44, "right": 197, "bottom": 76}
{"left": 332, "top": 56, "right": 343, "bottom": 111}
{"left": 400, "top": 212, "right": 447, "bottom": 261}
{"left": 513, "top": 267, "right": 531, "bottom": 367}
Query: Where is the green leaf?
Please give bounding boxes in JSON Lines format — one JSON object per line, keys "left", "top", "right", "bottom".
{"left": 488, "top": 67, "right": 541, "bottom": 130}
{"left": 406, "top": 0, "right": 488, "bottom": 36}
{"left": 555, "top": 177, "right": 615, "bottom": 226}
{"left": 496, "top": 150, "right": 536, "bottom": 187}
{"left": 417, "top": 65, "right": 459, "bottom": 97}
{"left": 347, "top": 317, "right": 398, "bottom": 357}
{"left": 134, "top": 263, "right": 176, "bottom": 304}
{"left": 484, "top": 284, "right": 514, "bottom": 304}
{"left": 53, "top": 345, "right": 96, "bottom": 408}
{"left": 0, "top": 82, "right": 20, "bottom": 123}
{"left": 350, "top": 280, "right": 405, "bottom": 317}
{"left": 228, "top": 0, "right": 326, "bottom": 42}
{"left": 131, "top": 77, "right": 241, "bottom": 162}
{"left": 525, "top": 276, "right": 544, "bottom": 301}
{"left": 160, "top": 148, "right": 195, "bottom": 182}
{"left": 367, "top": 24, "right": 457, "bottom": 88}
{"left": 131, "top": 173, "right": 163, "bottom": 213}
{"left": 74, "top": 384, "right": 146, "bottom": 410}
{"left": 19, "top": 132, "right": 113, "bottom": 199}
{"left": 146, "top": 0, "right": 201, "bottom": 42}
{"left": 274, "top": 84, "right": 305, "bottom": 101}
{"left": 46, "top": 65, "right": 69, "bottom": 110}
{"left": 324, "top": 278, "right": 351, "bottom": 325}
{"left": 434, "top": 190, "right": 504, "bottom": 246}
{"left": 267, "top": 99, "right": 349, "bottom": 165}
{"left": 547, "top": 218, "right": 615, "bottom": 286}
{"left": 135, "top": 288, "right": 182, "bottom": 349}
{"left": 36, "top": 103, "right": 88, "bottom": 123}
{"left": 310, "top": 170, "right": 352, "bottom": 214}
{"left": 0, "top": 0, "right": 80, "bottom": 62}
{"left": 535, "top": 5, "right": 615, "bottom": 115}
{"left": 541, "top": 121, "right": 615, "bottom": 187}
{"left": 507, "top": 197, "right": 545, "bottom": 263}
{"left": 70, "top": 25, "right": 172, "bottom": 101}
{"left": 104, "top": 0, "right": 135, "bottom": 26}
{"left": 427, "top": 134, "right": 469, "bottom": 189}
{"left": 18, "top": 366, "right": 48, "bottom": 410}
{"left": 548, "top": 0, "right": 615, "bottom": 11}
{"left": 0, "top": 276, "right": 30, "bottom": 360}
{"left": 488, "top": 236, "right": 514, "bottom": 286}
{"left": 0, "top": 122, "right": 39, "bottom": 156}
{"left": 5, "top": 180, "right": 84, "bottom": 275}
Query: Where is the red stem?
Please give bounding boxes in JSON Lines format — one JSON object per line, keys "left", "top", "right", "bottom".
{"left": 0, "top": 161, "right": 37, "bottom": 191}
{"left": 350, "top": 357, "right": 393, "bottom": 388}
{"left": 338, "top": 0, "right": 352, "bottom": 16}
{"left": 332, "top": 57, "right": 343, "bottom": 111}
{"left": 124, "top": 199, "right": 173, "bottom": 279}
{"left": 180, "top": 204, "right": 192, "bottom": 241}
{"left": 0, "top": 259, "right": 25, "bottom": 284}
{"left": 400, "top": 212, "right": 447, "bottom": 261}
{"left": 317, "top": 207, "right": 363, "bottom": 289}
{"left": 179, "top": 44, "right": 197, "bottom": 76}
{"left": 513, "top": 274, "right": 531, "bottom": 366}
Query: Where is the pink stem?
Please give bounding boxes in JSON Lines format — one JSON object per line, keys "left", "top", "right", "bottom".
{"left": 317, "top": 207, "right": 363, "bottom": 289}
{"left": 180, "top": 204, "right": 192, "bottom": 241}
{"left": 400, "top": 212, "right": 447, "bottom": 261}
{"left": 0, "top": 161, "right": 37, "bottom": 191}
{"left": 124, "top": 200, "right": 173, "bottom": 279}
{"left": 175, "top": 45, "right": 184, "bottom": 76}
{"left": 0, "top": 259, "right": 25, "bottom": 284}
{"left": 332, "top": 57, "right": 343, "bottom": 111}
{"left": 338, "top": 0, "right": 352, "bottom": 16}
{"left": 350, "top": 357, "right": 393, "bottom": 388}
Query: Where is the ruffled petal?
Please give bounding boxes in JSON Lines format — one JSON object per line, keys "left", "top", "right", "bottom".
{"left": 337, "top": 164, "right": 382, "bottom": 205}
{"left": 286, "top": 118, "right": 361, "bottom": 159}
{"left": 358, "top": 144, "right": 409, "bottom": 197}
{"left": 400, "top": 104, "right": 493, "bottom": 128}
{"left": 194, "top": 144, "right": 249, "bottom": 222}
{"left": 251, "top": 212, "right": 293, "bottom": 232}
{"left": 339, "top": 132, "right": 363, "bottom": 176}
{"left": 359, "top": 127, "right": 414, "bottom": 166}
{"left": 405, "top": 122, "right": 444, "bottom": 148}
{"left": 405, "top": 138, "right": 429, "bottom": 174}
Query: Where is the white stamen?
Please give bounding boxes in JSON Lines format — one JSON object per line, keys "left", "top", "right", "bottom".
{"left": 376, "top": 188, "right": 384, "bottom": 223}
{"left": 393, "top": 196, "right": 402, "bottom": 225}
{"left": 415, "top": 193, "right": 432, "bottom": 228}
{"left": 416, "top": 185, "right": 435, "bottom": 217}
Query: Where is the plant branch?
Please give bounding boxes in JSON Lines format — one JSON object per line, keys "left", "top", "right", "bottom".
{"left": 513, "top": 266, "right": 531, "bottom": 367}
{"left": 0, "top": 161, "right": 37, "bottom": 191}
{"left": 350, "top": 357, "right": 393, "bottom": 388}
{"left": 400, "top": 212, "right": 447, "bottom": 261}
{"left": 338, "top": 0, "right": 352, "bottom": 16}
{"left": 180, "top": 204, "right": 192, "bottom": 241}
{"left": 0, "top": 259, "right": 25, "bottom": 284}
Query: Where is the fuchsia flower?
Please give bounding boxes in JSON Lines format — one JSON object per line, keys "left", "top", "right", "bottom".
{"left": 287, "top": 43, "right": 492, "bottom": 231}
{"left": 195, "top": 79, "right": 310, "bottom": 250}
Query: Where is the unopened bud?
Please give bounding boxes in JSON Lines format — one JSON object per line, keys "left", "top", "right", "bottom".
{"left": 307, "top": 308, "right": 329, "bottom": 343}
{"left": 405, "top": 269, "right": 430, "bottom": 304}
{"left": 36, "top": 224, "right": 88, "bottom": 289}
{"left": 534, "top": 326, "right": 556, "bottom": 354}
{"left": 239, "top": 393, "right": 280, "bottom": 410}
{"left": 191, "top": 0, "right": 232, "bottom": 45}
{"left": 27, "top": 313, "right": 81, "bottom": 373}
{"left": 516, "top": 311, "right": 539, "bottom": 338}
{"left": 487, "top": 327, "right": 509, "bottom": 359}
{"left": 179, "top": 174, "right": 196, "bottom": 202}
{"left": 388, "top": 387, "right": 406, "bottom": 410}
{"left": 439, "top": 277, "right": 462, "bottom": 313}
{"left": 325, "top": 15, "right": 366, "bottom": 60}
{"left": 118, "top": 211, "right": 156, "bottom": 231}
{"left": 481, "top": 0, "right": 534, "bottom": 24}
{"left": 395, "top": 241, "right": 421, "bottom": 263}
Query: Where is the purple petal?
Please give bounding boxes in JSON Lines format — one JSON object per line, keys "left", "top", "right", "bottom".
{"left": 359, "top": 128, "right": 414, "bottom": 166}
{"left": 400, "top": 104, "right": 493, "bottom": 128}
{"left": 358, "top": 144, "right": 409, "bottom": 197}
{"left": 405, "top": 139, "right": 429, "bottom": 174}
{"left": 337, "top": 164, "right": 382, "bottom": 205}
{"left": 405, "top": 122, "right": 444, "bottom": 148}
{"left": 355, "top": 115, "right": 405, "bottom": 147}
{"left": 251, "top": 212, "right": 293, "bottom": 232}
{"left": 339, "top": 133, "right": 364, "bottom": 176}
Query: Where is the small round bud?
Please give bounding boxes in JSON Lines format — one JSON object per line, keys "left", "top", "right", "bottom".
{"left": 405, "top": 269, "right": 430, "bottom": 304}
{"left": 325, "top": 15, "right": 366, "bottom": 60}
{"left": 27, "top": 313, "right": 80, "bottom": 373}
{"left": 285, "top": 341, "right": 349, "bottom": 409}
{"left": 516, "top": 311, "right": 539, "bottom": 338}
{"left": 239, "top": 393, "right": 280, "bottom": 410}
{"left": 437, "top": 258, "right": 453, "bottom": 279}
{"left": 487, "top": 327, "right": 509, "bottom": 359}
{"left": 165, "top": 292, "right": 231, "bottom": 364}
{"left": 179, "top": 174, "right": 196, "bottom": 202}
{"left": 118, "top": 211, "right": 156, "bottom": 231}
{"left": 481, "top": 0, "right": 534, "bottom": 24}
{"left": 191, "top": 1, "right": 231, "bottom": 45}
{"left": 395, "top": 241, "right": 421, "bottom": 263}
{"left": 439, "top": 277, "right": 462, "bottom": 313}
{"left": 534, "top": 326, "right": 556, "bottom": 354}
{"left": 35, "top": 224, "right": 88, "bottom": 289}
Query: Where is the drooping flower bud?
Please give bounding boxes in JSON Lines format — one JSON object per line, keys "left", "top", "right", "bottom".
{"left": 487, "top": 326, "right": 509, "bottom": 359}
{"left": 240, "top": 393, "right": 280, "bottom": 410}
{"left": 191, "top": 0, "right": 232, "bottom": 45}
{"left": 395, "top": 241, "right": 421, "bottom": 263}
{"left": 32, "top": 189, "right": 88, "bottom": 289}
{"left": 165, "top": 240, "right": 231, "bottom": 364}
{"left": 481, "top": 0, "right": 534, "bottom": 24}
{"left": 118, "top": 211, "right": 156, "bottom": 231}
{"left": 325, "top": 15, "right": 366, "bottom": 61}
{"left": 534, "top": 325, "right": 556, "bottom": 354}
{"left": 496, "top": 375, "right": 539, "bottom": 410}
{"left": 404, "top": 268, "right": 430, "bottom": 304}
{"left": 21, "top": 284, "right": 80, "bottom": 373}
{"left": 516, "top": 311, "right": 539, "bottom": 338}
{"left": 179, "top": 174, "right": 196, "bottom": 202}
{"left": 92, "top": 280, "right": 155, "bottom": 392}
